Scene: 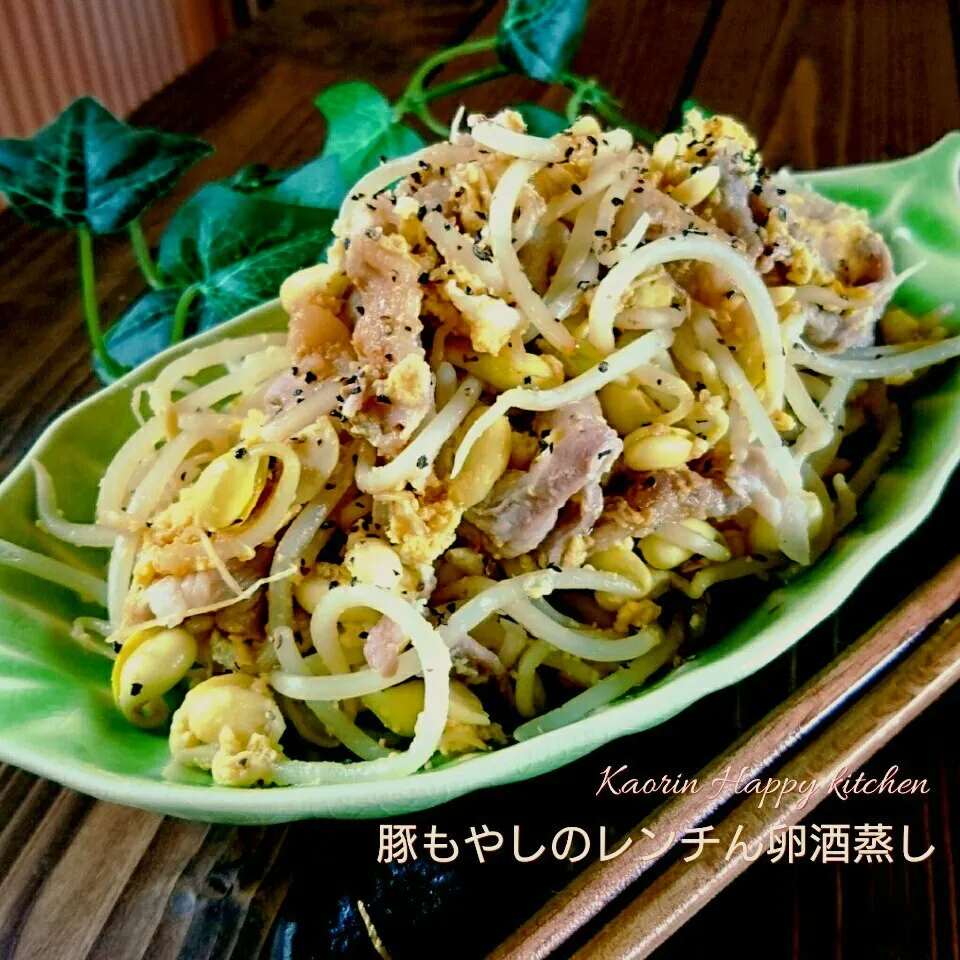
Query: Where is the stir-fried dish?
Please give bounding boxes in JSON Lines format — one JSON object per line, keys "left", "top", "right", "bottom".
{"left": 21, "top": 108, "right": 960, "bottom": 788}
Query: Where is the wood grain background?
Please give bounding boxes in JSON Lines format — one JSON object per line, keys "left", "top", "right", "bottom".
{"left": 0, "top": 1, "right": 958, "bottom": 957}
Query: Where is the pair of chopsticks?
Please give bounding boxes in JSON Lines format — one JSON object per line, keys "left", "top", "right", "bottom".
{"left": 490, "top": 554, "right": 960, "bottom": 960}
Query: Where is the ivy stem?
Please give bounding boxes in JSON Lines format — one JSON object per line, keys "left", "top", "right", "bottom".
{"left": 128, "top": 219, "right": 163, "bottom": 290}
{"left": 170, "top": 284, "right": 202, "bottom": 344}
{"left": 420, "top": 64, "right": 510, "bottom": 105}
{"left": 560, "top": 72, "right": 659, "bottom": 146}
{"left": 398, "top": 35, "right": 499, "bottom": 113}
{"left": 77, "top": 225, "right": 125, "bottom": 379}
{"left": 412, "top": 104, "right": 455, "bottom": 139}
{"left": 410, "top": 63, "right": 510, "bottom": 136}
{"left": 565, "top": 78, "right": 594, "bottom": 124}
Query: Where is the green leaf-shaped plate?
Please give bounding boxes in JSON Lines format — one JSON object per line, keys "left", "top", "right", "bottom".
{"left": 0, "top": 135, "right": 958, "bottom": 823}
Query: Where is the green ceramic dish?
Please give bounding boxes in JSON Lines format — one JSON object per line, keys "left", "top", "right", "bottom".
{"left": 0, "top": 135, "right": 957, "bottom": 824}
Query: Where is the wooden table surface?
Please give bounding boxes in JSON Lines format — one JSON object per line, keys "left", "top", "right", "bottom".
{"left": 1, "top": 1, "right": 959, "bottom": 958}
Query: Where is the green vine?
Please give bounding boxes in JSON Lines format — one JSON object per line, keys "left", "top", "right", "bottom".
{"left": 77, "top": 226, "right": 126, "bottom": 379}
{"left": 127, "top": 219, "right": 163, "bottom": 290}
{"left": 170, "top": 284, "right": 203, "bottom": 344}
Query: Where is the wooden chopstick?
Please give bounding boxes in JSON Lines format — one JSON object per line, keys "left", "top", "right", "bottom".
{"left": 489, "top": 554, "right": 960, "bottom": 960}
{"left": 578, "top": 614, "right": 960, "bottom": 959}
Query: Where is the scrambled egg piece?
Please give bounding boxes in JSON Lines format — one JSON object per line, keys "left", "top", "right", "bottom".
{"left": 450, "top": 161, "right": 498, "bottom": 235}
{"left": 212, "top": 730, "right": 286, "bottom": 787}
{"left": 444, "top": 281, "right": 525, "bottom": 355}
{"left": 378, "top": 353, "right": 433, "bottom": 407}
{"left": 614, "top": 599, "right": 662, "bottom": 635}
{"left": 759, "top": 184, "right": 889, "bottom": 287}
{"left": 373, "top": 489, "right": 462, "bottom": 566}
{"left": 553, "top": 534, "right": 589, "bottom": 569}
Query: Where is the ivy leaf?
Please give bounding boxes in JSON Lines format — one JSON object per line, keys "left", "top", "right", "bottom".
{"left": 158, "top": 182, "right": 335, "bottom": 322}
{"left": 200, "top": 227, "right": 335, "bottom": 321}
{"left": 94, "top": 289, "right": 185, "bottom": 383}
{"left": 226, "top": 155, "right": 346, "bottom": 209}
{"left": 315, "top": 82, "right": 425, "bottom": 185}
{"left": 269, "top": 155, "right": 346, "bottom": 209}
{"left": 94, "top": 156, "right": 344, "bottom": 383}
{"left": 0, "top": 97, "right": 212, "bottom": 234}
{"left": 224, "top": 163, "right": 289, "bottom": 193}
{"left": 497, "top": 0, "right": 590, "bottom": 82}
{"left": 514, "top": 103, "right": 569, "bottom": 137}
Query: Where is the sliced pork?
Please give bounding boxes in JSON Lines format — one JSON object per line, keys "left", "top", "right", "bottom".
{"left": 539, "top": 478, "right": 605, "bottom": 566}
{"left": 346, "top": 231, "right": 425, "bottom": 378}
{"left": 344, "top": 232, "right": 434, "bottom": 455}
{"left": 759, "top": 175, "right": 895, "bottom": 350}
{"left": 467, "top": 397, "right": 621, "bottom": 558}
{"left": 701, "top": 141, "right": 764, "bottom": 260}
{"left": 592, "top": 463, "right": 746, "bottom": 548}
{"left": 363, "top": 615, "right": 406, "bottom": 677}
{"left": 619, "top": 180, "right": 732, "bottom": 247}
